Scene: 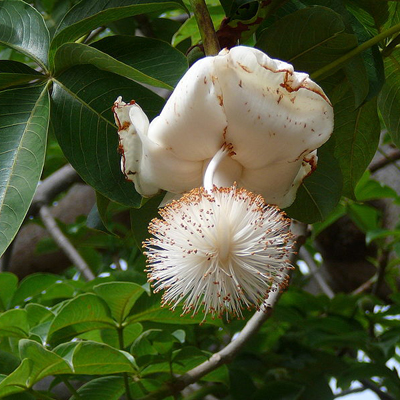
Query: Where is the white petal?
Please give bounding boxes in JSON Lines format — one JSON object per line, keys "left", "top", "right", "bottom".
{"left": 113, "top": 97, "right": 202, "bottom": 196}
{"left": 148, "top": 57, "right": 227, "bottom": 161}
{"left": 215, "top": 46, "right": 333, "bottom": 169}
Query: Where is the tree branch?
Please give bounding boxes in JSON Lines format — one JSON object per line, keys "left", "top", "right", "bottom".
{"left": 39, "top": 205, "right": 95, "bottom": 281}
{"left": 360, "top": 380, "right": 396, "bottom": 400}
{"left": 299, "top": 247, "right": 335, "bottom": 298}
{"left": 369, "top": 148, "right": 400, "bottom": 173}
{"left": 28, "top": 164, "right": 82, "bottom": 216}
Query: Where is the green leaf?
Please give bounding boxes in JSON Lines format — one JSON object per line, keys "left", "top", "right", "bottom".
{"left": 347, "top": 13, "right": 385, "bottom": 102}
{"left": 71, "top": 341, "right": 136, "bottom": 374}
{"left": 172, "top": 6, "right": 225, "bottom": 46}
{"left": 132, "top": 329, "right": 179, "bottom": 357}
{"left": 49, "top": 0, "right": 187, "bottom": 65}
{"left": 18, "top": 340, "right": 72, "bottom": 385}
{"left": 47, "top": 293, "right": 115, "bottom": 344}
{"left": 51, "top": 65, "right": 164, "bottom": 207}
{"left": 94, "top": 282, "right": 145, "bottom": 323}
{"left": 126, "top": 292, "right": 221, "bottom": 325}
{"left": 346, "top": 202, "right": 380, "bottom": 233}
{"left": 10, "top": 273, "right": 60, "bottom": 307}
{"left": 0, "top": 0, "right": 49, "bottom": 69}
{"left": 0, "top": 84, "right": 49, "bottom": 258}
{"left": 24, "top": 303, "right": 54, "bottom": 329}
{"left": 0, "top": 60, "right": 44, "bottom": 90}
{"left": 54, "top": 36, "right": 188, "bottom": 90}
{"left": 0, "top": 272, "right": 18, "bottom": 311}
{"left": 71, "top": 376, "right": 125, "bottom": 400}
{"left": 379, "top": 48, "right": 400, "bottom": 148}
{"left": 0, "top": 309, "right": 29, "bottom": 338}
{"left": 87, "top": 198, "right": 110, "bottom": 234}
{"left": 130, "top": 193, "right": 163, "bottom": 248}
{"left": 333, "top": 85, "right": 380, "bottom": 197}
{"left": 100, "top": 323, "right": 143, "bottom": 348}
{"left": 355, "top": 171, "right": 399, "bottom": 201}
{"left": 285, "top": 140, "right": 343, "bottom": 223}
{"left": 256, "top": 6, "right": 358, "bottom": 76}
{"left": 0, "top": 350, "right": 20, "bottom": 375}
{"left": 0, "top": 359, "right": 31, "bottom": 397}
{"left": 141, "top": 346, "right": 229, "bottom": 384}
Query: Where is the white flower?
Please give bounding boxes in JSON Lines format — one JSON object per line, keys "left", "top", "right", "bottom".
{"left": 144, "top": 185, "right": 294, "bottom": 320}
{"left": 113, "top": 45, "right": 333, "bottom": 208}
{"left": 143, "top": 146, "right": 295, "bottom": 320}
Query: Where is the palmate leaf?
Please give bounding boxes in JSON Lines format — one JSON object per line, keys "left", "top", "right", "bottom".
{"left": 0, "top": 309, "right": 29, "bottom": 338}
{"left": 379, "top": 48, "right": 400, "bottom": 148}
{"left": 126, "top": 291, "right": 221, "bottom": 325}
{"left": 0, "top": 0, "right": 49, "bottom": 69}
{"left": 49, "top": 0, "right": 187, "bottom": 65}
{"left": 10, "top": 273, "right": 61, "bottom": 307}
{"left": 54, "top": 341, "right": 137, "bottom": 375}
{"left": 94, "top": 282, "right": 145, "bottom": 324}
{"left": 0, "top": 60, "right": 44, "bottom": 90}
{"left": 47, "top": 293, "right": 115, "bottom": 345}
{"left": 71, "top": 376, "right": 125, "bottom": 400}
{"left": 51, "top": 65, "right": 164, "bottom": 207}
{"left": 18, "top": 340, "right": 72, "bottom": 385}
{"left": 0, "top": 84, "right": 49, "bottom": 258}
{"left": 54, "top": 36, "right": 188, "bottom": 90}
{"left": 0, "top": 359, "right": 31, "bottom": 398}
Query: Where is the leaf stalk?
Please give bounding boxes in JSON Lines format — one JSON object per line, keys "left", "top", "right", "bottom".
{"left": 311, "top": 22, "right": 400, "bottom": 80}
{"left": 189, "top": 0, "right": 220, "bottom": 55}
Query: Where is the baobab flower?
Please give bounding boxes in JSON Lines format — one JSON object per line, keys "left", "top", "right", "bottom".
{"left": 113, "top": 45, "right": 333, "bottom": 208}
{"left": 143, "top": 145, "right": 295, "bottom": 320}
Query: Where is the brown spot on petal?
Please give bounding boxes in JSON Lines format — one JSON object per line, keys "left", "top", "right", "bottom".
{"left": 290, "top": 148, "right": 310, "bottom": 163}
{"left": 122, "top": 121, "right": 131, "bottom": 131}
{"left": 217, "top": 95, "right": 224, "bottom": 106}
{"left": 237, "top": 62, "right": 252, "bottom": 73}
{"left": 222, "top": 126, "right": 228, "bottom": 141}
{"left": 238, "top": 80, "right": 243, "bottom": 88}
{"left": 302, "top": 154, "right": 318, "bottom": 179}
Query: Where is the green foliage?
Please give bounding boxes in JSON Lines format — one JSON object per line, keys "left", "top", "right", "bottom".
{"left": 0, "top": 0, "right": 400, "bottom": 398}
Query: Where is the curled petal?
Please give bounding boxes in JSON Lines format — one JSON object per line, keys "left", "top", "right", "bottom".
{"left": 114, "top": 46, "right": 334, "bottom": 207}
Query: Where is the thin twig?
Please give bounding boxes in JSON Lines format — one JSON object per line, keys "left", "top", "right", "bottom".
{"left": 372, "top": 249, "right": 390, "bottom": 296}
{"left": 360, "top": 380, "right": 395, "bottom": 400}
{"left": 334, "top": 386, "right": 366, "bottom": 398}
{"left": 299, "top": 247, "right": 335, "bottom": 298}
{"left": 352, "top": 276, "right": 376, "bottom": 295}
{"left": 39, "top": 205, "right": 95, "bottom": 281}
{"left": 369, "top": 148, "right": 400, "bottom": 173}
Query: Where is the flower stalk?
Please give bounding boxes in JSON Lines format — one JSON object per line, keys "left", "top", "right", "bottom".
{"left": 189, "top": 0, "right": 220, "bottom": 55}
